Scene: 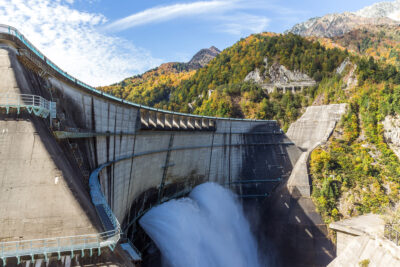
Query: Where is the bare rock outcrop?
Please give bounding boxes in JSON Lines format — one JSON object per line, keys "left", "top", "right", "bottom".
{"left": 244, "top": 69, "right": 263, "bottom": 83}
{"left": 244, "top": 57, "right": 316, "bottom": 93}
{"left": 383, "top": 114, "right": 400, "bottom": 159}
{"left": 336, "top": 58, "right": 358, "bottom": 90}
{"left": 287, "top": 0, "right": 400, "bottom": 38}
{"left": 287, "top": 12, "right": 398, "bottom": 38}
{"left": 336, "top": 58, "right": 350, "bottom": 75}
{"left": 268, "top": 63, "right": 312, "bottom": 84}
{"left": 187, "top": 46, "right": 221, "bottom": 69}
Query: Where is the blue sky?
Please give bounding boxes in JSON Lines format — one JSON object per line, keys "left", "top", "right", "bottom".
{"left": 0, "top": 0, "right": 383, "bottom": 85}
{"left": 76, "top": 0, "right": 380, "bottom": 62}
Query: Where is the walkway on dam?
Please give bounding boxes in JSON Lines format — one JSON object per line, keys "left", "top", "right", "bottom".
{"left": 0, "top": 47, "right": 106, "bottom": 265}
{"left": 0, "top": 25, "right": 293, "bottom": 266}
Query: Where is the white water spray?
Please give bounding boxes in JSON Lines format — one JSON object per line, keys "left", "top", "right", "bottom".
{"left": 139, "top": 182, "right": 261, "bottom": 267}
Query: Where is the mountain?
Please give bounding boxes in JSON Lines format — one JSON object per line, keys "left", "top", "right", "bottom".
{"left": 355, "top": 0, "right": 400, "bottom": 21}
{"left": 97, "top": 25, "right": 400, "bottom": 227}
{"left": 289, "top": 13, "right": 398, "bottom": 38}
{"left": 166, "top": 33, "right": 347, "bottom": 128}
{"left": 187, "top": 46, "right": 221, "bottom": 69}
{"left": 287, "top": 0, "right": 400, "bottom": 37}
{"left": 330, "top": 25, "right": 400, "bottom": 68}
{"left": 99, "top": 46, "right": 220, "bottom": 106}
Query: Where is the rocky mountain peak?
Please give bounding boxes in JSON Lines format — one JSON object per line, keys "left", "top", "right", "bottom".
{"left": 355, "top": 0, "right": 400, "bottom": 21}
{"left": 287, "top": 1, "right": 400, "bottom": 37}
{"left": 188, "top": 46, "right": 221, "bottom": 69}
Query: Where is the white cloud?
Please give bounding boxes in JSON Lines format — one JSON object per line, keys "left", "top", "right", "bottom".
{"left": 103, "top": 0, "right": 272, "bottom": 36}
{"left": 103, "top": 1, "right": 235, "bottom": 32}
{"left": 216, "top": 13, "right": 270, "bottom": 36}
{"left": 0, "top": 0, "right": 161, "bottom": 86}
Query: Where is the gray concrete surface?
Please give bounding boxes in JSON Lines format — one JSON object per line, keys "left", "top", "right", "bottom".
{"left": 0, "top": 36, "right": 300, "bottom": 266}
{"left": 0, "top": 119, "right": 97, "bottom": 240}
{"left": 263, "top": 104, "right": 347, "bottom": 267}
{"left": 0, "top": 47, "right": 100, "bottom": 242}
{"left": 45, "top": 70, "right": 298, "bottom": 243}
{"left": 286, "top": 104, "right": 347, "bottom": 196}
{"left": 329, "top": 214, "right": 400, "bottom": 267}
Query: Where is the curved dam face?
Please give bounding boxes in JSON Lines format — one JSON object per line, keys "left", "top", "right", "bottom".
{"left": 0, "top": 26, "right": 301, "bottom": 265}
{"left": 49, "top": 72, "right": 299, "bottom": 246}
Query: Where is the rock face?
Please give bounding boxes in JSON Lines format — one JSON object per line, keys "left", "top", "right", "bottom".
{"left": 355, "top": 0, "right": 400, "bottom": 21}
{"left": 187, "top": 46, "right": 221, "bottom": 69}
{"left": 244, "top": 57, "right": 316, "bottom": 93}
{"left": 336, "top": 58, "right": 350, "bottom": 75}
{"left": 335, "top": 58, "right": 358, "bottom": 90}
{"left": 383, "top": 114, "right": 400, "bottom": 159}
{"left": 287, "top": 1, "right": 400, "bottom": 38}
{"left": 288, "top": 12, "right": 398, "bottom": 38}
{"left": 244, "top": 69, "right": 263, "bottom": 83}
{"left": 268, "top": 63, "right": 312, "bottom": 84}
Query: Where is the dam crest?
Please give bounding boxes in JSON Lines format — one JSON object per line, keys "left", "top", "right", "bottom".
{"left": 0, "top": 25, "right": 303, "bottom": 266}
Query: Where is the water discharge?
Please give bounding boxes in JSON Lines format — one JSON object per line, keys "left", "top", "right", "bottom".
{"left": 139, "top": 182, "right": 261, "bottom": 267}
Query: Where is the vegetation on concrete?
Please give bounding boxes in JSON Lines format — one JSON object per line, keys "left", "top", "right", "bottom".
{"left": 359, "top": 259, "right": 370, "bottom": 267}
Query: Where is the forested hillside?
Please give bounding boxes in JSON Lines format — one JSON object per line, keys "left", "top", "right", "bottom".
{"left": 101, "top": 33, "right": 347, "bottom": 130}
{"left": 99, "top": 29, "right": 400, "bottom": 228}
{"left": 100, "top": 62, "right": 195, "bottom": 107}
{"left": 309, "top": 56, "right": 400, "bottom": 227}
{"left": 317, "top": 25, "right": 400, "bottom": 70}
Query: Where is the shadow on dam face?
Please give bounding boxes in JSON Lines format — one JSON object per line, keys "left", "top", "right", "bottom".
{"left": 259, "top": 187, "right": 336, "bottom": 267}
{"left": 133, "top": 185, "right": 335, "bottom": 267}
{"left": 1, "top": 50, "right": 104, "bottom": 238}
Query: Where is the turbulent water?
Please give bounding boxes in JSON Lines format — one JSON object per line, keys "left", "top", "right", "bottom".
{"left": 139, "top": 182, "right": 261, "bottom": 267}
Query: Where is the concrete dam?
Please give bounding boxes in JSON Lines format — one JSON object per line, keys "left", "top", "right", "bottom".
{"left": 0, "top": 25, "right": 310, "bottom": 266}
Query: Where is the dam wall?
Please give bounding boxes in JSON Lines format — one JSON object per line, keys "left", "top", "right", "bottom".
{"left": 48, "top": 74, "right": 299, "bottom": 243}
{"left": 0, "top": 25, "right": 300, "bottom": 264}
{"left": 262, "top": 104, "right": 347, "bottom": 267}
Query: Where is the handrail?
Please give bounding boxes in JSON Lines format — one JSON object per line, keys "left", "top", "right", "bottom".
{"left": 0, "top": 24, "right": 276, "bottom": 123}
{"left": 0, "top": 227, "right": 120, "bottom": 265}
{"left": 0, "top": 163, "right": 121, "bottom": 265}
{"left": 89, "top": 163, "right": 120, "bottom": 230}
{"left": 0, "top": 151, "right": 121, "bottom": 265}
{"left": 0, "top": 93, "right": 51, "bottom": 118}
{"left": 385, "top": 224, "right": 400, "bottom": 246}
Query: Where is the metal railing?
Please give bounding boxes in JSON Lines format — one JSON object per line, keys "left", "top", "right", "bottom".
{"left": 385, "top": 224, "right": 400, "bottom": 246}
{"left": 0, "top": 24, "right": 276, "bottom": 123}
{"left": 0, "top": 93, "right": 51, "bottom": 118}
{"left": 0, "top": 230, "right": 119, "bottom": 265}
{"left": 0, "top": 153, "right": 121, "bottom": 266}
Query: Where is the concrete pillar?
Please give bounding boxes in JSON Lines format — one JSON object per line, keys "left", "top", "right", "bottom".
{"left": 156, "top": 112, "right": 165, "bottom": 129}
{"left": 209, "top": 120, "right": 216, "bottom": 131}
{"left": 187, "top": 118, "right": 195, "bottom": 130}
{"left": 195, "top": 119, "right": 202, "bottom": 130}
{"left": 179, "top": 116, "right": 188, "bottom": 130}
{"left": 172, "top": 115, "right": 180, "bottom": 129}
{"left": 164, "top": 114, "right": 173, "bottom": 129}
{"left": 202, "top": 118, "right": 209, "bottom": 130}
{"left": 140, "top": 110, "right": 149, "bottom": 129}
{"left": 149, "top": 111, "right": 157, "bottom": 128}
